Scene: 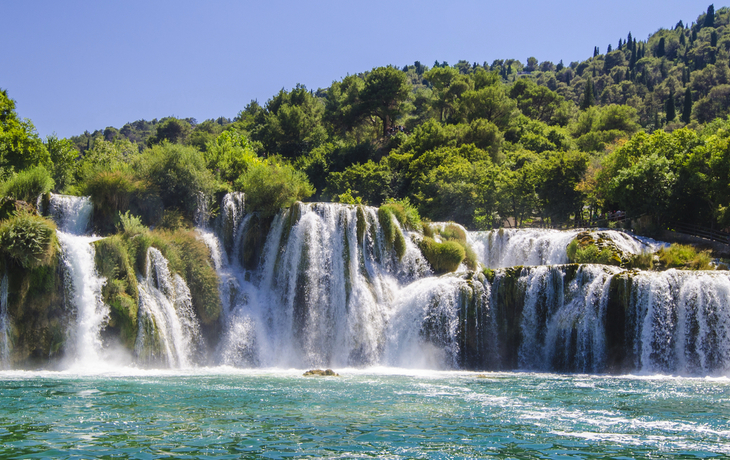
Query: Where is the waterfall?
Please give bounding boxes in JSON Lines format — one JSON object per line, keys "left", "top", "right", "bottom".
{"left": 470, "top": 228, "right": 664, "bottom": 268}
{"left": 135, "top": 247, "right": 203, "bottom": 368}
{"left": 0, "top": 274, "right": 9, "bottom": 369}
{"left": 630, "top": 270, "right": 730, "bottom": 375}
{"left": 206, "top": 197, "right": 432, "bottom": 368}
{"left": 49, "top": 194, "right": 109, "bottom": 366}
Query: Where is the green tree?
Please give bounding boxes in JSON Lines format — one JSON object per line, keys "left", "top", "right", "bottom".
{"left": 580, "top": 77, "right": 594, "bottom": 110}
{"left": 45, "top": 135, "right": 78, "bottom": 192}
{"left": 254, "top": 84, "right": 327, "bottom": 158}
{"left": 682, "top": 87, "right": 693, "bottom": 123}
{"left": 608, "top": 153, "right": 676, "bottom": 220}
{"left": 533, "top": 151, "right": 589, "bottom": 225}
{"left": 666, "top": 91, "right": 676, "bottom": 121}
{"left": 0, "top": 89, "right": 51, "bottom": 175}
{"left": 360, "top": 67, "right": 413, "bottom": 137}
{"left": 147, "top": 118, "right": 193, "bottom": 146}
{"left": 704, "top": 4, "right": 715, "bottom": 28}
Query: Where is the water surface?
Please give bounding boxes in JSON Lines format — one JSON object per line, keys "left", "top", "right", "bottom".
{"left": 0, "top": 369, "right": 727, "bottom": 458}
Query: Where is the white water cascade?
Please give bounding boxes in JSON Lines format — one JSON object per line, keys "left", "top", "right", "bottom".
{"left": 470, "top": 228, "right": 664, "bottom": 268}
{"left": 630, "top": 270, "right": 730, "bottom": 375}
{"left": 49, "top": 194, "right": 109, "bottom": 366}
{"left": 515, "top": 265, "right": 619, "bottom": 373}
{"left": 202, "top": 198, "right": 434, "bottom": 368}
{"left": 0, "top": 274, "right": 9, "bottom": 369}
{"left": 135, "top": 247, "right": 203, "bottom": 368}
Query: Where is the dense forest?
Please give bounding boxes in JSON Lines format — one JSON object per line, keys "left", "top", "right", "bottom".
{"left": 2, "top": 5, "right": 730, "bottom": 237}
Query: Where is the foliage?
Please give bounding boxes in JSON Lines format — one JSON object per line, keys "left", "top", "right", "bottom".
{"left": 94, "top": 236, "right": 139, "bottom": 348}
{"left": 0, "top": 210, "right": 57, "bottom": 269}
{"left": 377, "top": 205, "right": 407, "bottom": 259}
{"left": 1, "top": 165, "right": 54, "bottom": 203}
{"left": 117, "top": 210, "right": 147, "bottom": 236}
{"left": 0, "top": 89, "right": 51, "bottom": 174}
{"left": 657, "top": 244, "right": 713, "bottom": 270}
{"left": 235, "top": 161, "right": 314, "bottom": 218}
{"left": 135, "top": 143, "right": 218, "bottom": 219}
{"left": 417, "top": 237, "right": 465, "bottom": 274}
{"left": 566, "top": 240, "right": 618, "bottom": 265}
{"left": 380, "top": 198, "right": 421, "bottom": 231}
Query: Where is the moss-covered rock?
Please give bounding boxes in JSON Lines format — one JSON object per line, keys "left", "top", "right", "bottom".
{"left": 303, "top": 368, "right": 339, "bottom": 376}
{"left": 418, "top": 237, "right": 465, "bottom": 274}
{"left": 378, "top": 206, "right": 407, "bottom": 260}
{"left": 94, "top": 236, "right": 139, "bottom": 349}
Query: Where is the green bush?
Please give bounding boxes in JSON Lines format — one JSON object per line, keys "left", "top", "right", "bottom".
{"left": 626, "top": 251, "right": 654, "bottom": 270}
{"left": 235, "top": 161, "right": 314, "bottom": 218}
{"left": 658, "top": 244, "right": 713, "bottom": 270}
{"left": 117, "top": 211, "right": 147, "bottom": 236}
{"left": 378, "top": 205, "right": 407, "bottom": 259}
{"left": 1, "top": 165, "right": 54, "bottom": 204}
{"left": 380, "top": 198, "right": 421, "bottom": 231}
{"left": 0, "top": 210, "right": 57, "bottom": 269}
{"left": 135, "top": 143, "right": 219, "bottom": 219}
{"left": 418, "top": 237, "right": 465, "bottom": 274}
{"left": 567, "top": 238, "right": 621, "bottom": 266}
{"left": 82, "top": 170, "right": 152, "bottom": 233}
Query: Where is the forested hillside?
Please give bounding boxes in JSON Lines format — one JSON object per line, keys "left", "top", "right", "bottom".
{"left": 2, "top": 5, "right": 730, "bottom": 235}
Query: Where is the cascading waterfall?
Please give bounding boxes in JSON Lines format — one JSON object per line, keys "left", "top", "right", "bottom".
{"left": 49, "top": 194, "right": 109, "bottom": 366}
{"left": 630, "top": 270, "right": 730, "bottom": 375}
{"left": 204, "top": 197, "right": 432, "bottom": 368}
{"left": 469, "top": 228, "right": 664, "bottom": 268}
{"left": 135, "top": 247, "right": 203, "bottom": 368}
{"left": 0, "top": 274, "right": 9, "bottom": 368}
{"left": 515, "top": 265, "right": 619, "bottom": 373}
{"left": 8, "top": 190, "right": 727, "bottom": 376}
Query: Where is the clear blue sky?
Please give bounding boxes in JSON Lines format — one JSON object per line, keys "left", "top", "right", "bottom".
{"left": 0, "top": 0, "right": 716, "bottom": 138}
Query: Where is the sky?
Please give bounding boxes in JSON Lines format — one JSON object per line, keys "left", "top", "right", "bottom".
{"left": 0, "top": 0, "right": 718, "bottom": 139}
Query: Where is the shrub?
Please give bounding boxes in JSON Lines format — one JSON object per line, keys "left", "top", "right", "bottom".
{"left": 135, "top": 143, "right": 219, "bottom": 219}
{"left": 380, "top": 198, "right": 421, "bottom": 231}
{"left": 567, "top": 238, "right": 621, "bottom": 266}
{"left": 626, "top": 251, "right": 654, "bottom": 270}
{"left": 378, "top": 205, "right": 407, "bottom": 259}
{"left": 0, "top": 210, "right": 57, "bottom": 269}
{"left": 117, "top": 211, "right": 147, "bottom": 236}
{"left": 82, "top": 170, "right": 151, "bottom": 233}
{"left": 235, "top": 161, "right": 314, "bottom": 218}
{"left": 658, "top": 244, "right": 713, "bottom": 270}
{"left": 1, "top": 165, "right": 54, "bottom": 204}
{"left": 418, "top": 237, "right": 465, "bottom": 274}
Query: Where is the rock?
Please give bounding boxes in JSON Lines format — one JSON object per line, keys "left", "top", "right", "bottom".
{"left": 303, "top": 369, "right": 339, "bottom": 377}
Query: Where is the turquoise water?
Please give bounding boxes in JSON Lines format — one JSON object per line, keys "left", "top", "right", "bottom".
{"left": 0, "top": 369, "right": 728, "bottom": 459}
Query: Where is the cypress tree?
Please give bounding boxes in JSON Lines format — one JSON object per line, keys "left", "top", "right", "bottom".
{"left": 666, "top": 91, "right": 676, "bottom": 122}
{"left": 580, "top": 77, "right": 594, "bottom": 110}
{"left": 682, "top": 87, "right": 692, "bottom": 123}
{"left": 705, "top": 4, "right": 715, "bottom": 28}
{"left": 594, "top": 46, "right": 599, "bottom": 57}
{"left": 712, "top": 31, "right": 718, "bottom": 47}
{"left": 680, "top": 31, "right": 686, "bottom": 45}
{"left": 656, "top": 37, "right": 666, "bottom": 57}
{"left": 607, "top": 44, "right": 613, "bottom": 53}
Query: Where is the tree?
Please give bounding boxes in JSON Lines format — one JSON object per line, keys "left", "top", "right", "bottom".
{"left": 580, "top": 77, "right": 595, "bottom": 110}
{"left": 704, "top": 4, "right": 715, "bottom": 28}
{"left": 147, "top": 118, "right": 192, "bottom": 146}
{"left": 0, "top": 89, "right": 51, "bottom": 175}
{"left": 45, "top": 135, "right": 78, "bottom": 192}
{"left": 360, "top": 67, "right": 412, "bottom": 137}
{"left": 666, "top": 91, "right": 676, "bottom": 121}
{"left": 608, "top": 153, "right": 676, "bottom": 221}
{"left": 682, "top": 87, "right": 693, "bottom": 123}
